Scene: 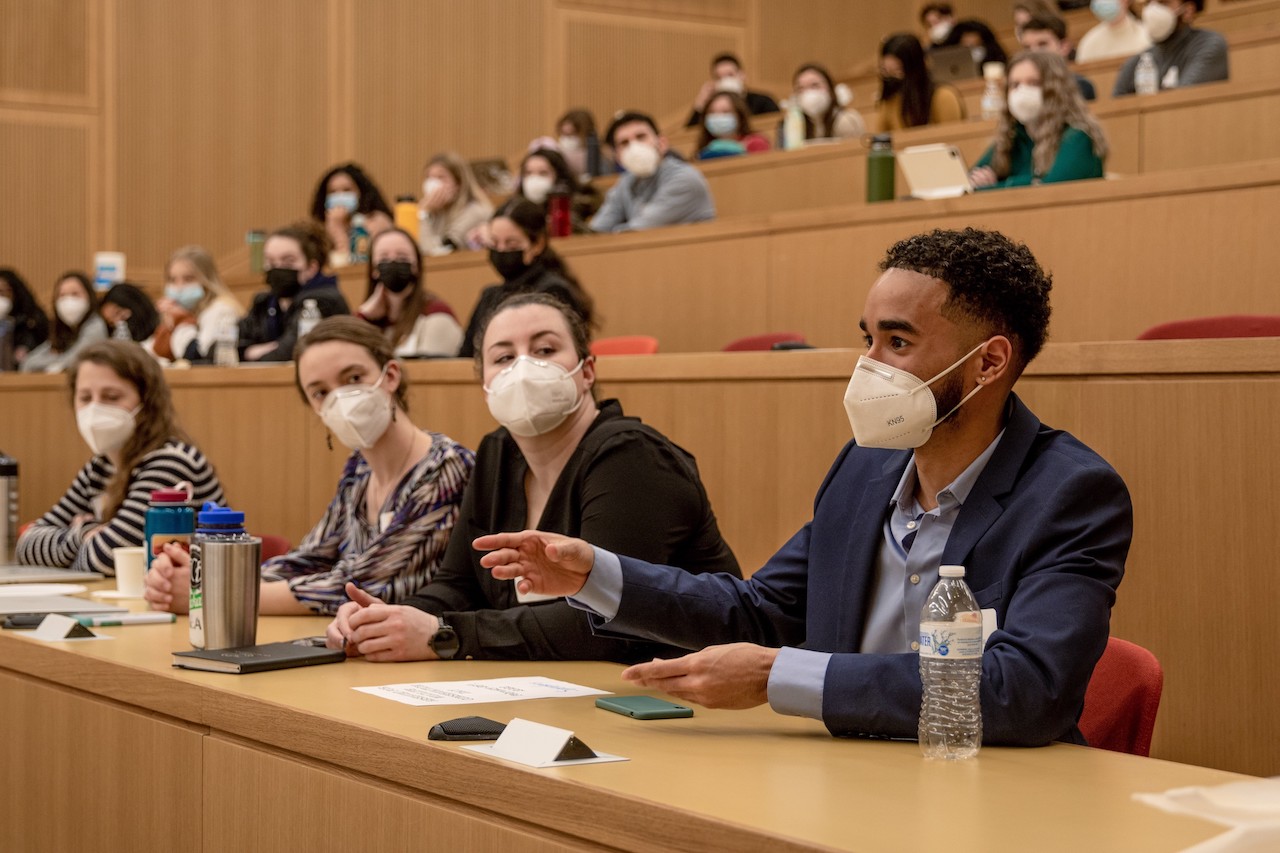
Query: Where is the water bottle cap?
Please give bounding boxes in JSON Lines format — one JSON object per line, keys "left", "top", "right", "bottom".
{"left": 150, "top": 488, "right": 190, "bottom": 503}
{"left": 983, "top": 62, "right": 1005, "bottom": 80}
{"left": 0, "top": 453, "right": 16, "bottom": 475}
{"left": 197, "top": 501, "right": 245, "bottom": 527}
{"left": 939, "top": 565, "right": 966, "bottom": 578}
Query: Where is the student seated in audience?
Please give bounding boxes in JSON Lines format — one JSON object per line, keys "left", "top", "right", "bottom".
{"left": 695, "top": 91, "right": 772, "bottom": 160}
{"left": 1019, "top": 11, "right": 1097, "bottom": 100}
{"left": 1076, "top": 0, "right": 1151, "bottom": 64}
{"left": 589, "top": 112, "right": 716, "bottom": 233}
{"left": 145, "top": 316, "right": 474, "bottom": 615}
{"left": 17, "top": 340, "right": 223, "bottom": 575}
{"left": 310, "top": 162, "right": 395, "bottom": 267}
{"left": 947, "top": 20, "right": 1010, "bottom": 69}
{"left": 0, "top": 268, "right": 50, "bottom": 369}
{"left": 874, "top": 34, "right": 966, "bottom": 133}
{"left": 556, "top": 108, "right": 613, "bottom": 180}
{"left": 21, "top": 272, "right": 108, "bottom": 373}
{"left": 99, "top": 283, "right": 159, "bottom": 345}
{"left": 325, "top": 293, "right": 741, "bottom": 662}
{"left": 460, "top": 199, "right": 594, "bottom": 359}
{"left": 238, "top": 221, "right": 349, "bottom": 362}
{"left": 970, "top": 51, "right": 1108, "bottom": 190}
{"left": 418, "top": 151, "right": 493, "bottom": 257}
{"left": 685, "top": 52, "right": 780, "bottom": 129}
{"left": 1011, "top": 0, "right": 1058, "bottom": 41}
{"left": 356, "top": 227, "right": 463, "bottom": 358}
{"left": 920, "top": 2, "right": 957, "bottom": 48}
{"left": 516, "top": 147, "right": 601, "bottom": 233}
{"left": 1113, "top": 0, "right": 1227, "bottom": 96}
{"left": 149, "top": 245, "right": 242, "bottom": 363}
{"left": 476, "top": 228, "right": 1133, "bottom": 746}
{"left": 791, "top": 63, "right": 865, "bottom": 140}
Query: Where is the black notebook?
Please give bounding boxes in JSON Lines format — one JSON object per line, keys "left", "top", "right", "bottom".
{"left": 173, "top": 640, "right": 346, "bottom": 674}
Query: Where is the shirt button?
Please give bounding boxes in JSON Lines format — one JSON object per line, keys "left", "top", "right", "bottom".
{"left": 911, "top": 641, "right": 920, "bottom": 651}
{"left": 910, "top": 574, "right": 920, "bottom": 585}
{"left": 906, "top": 521, "right": 917, "bottom": 530}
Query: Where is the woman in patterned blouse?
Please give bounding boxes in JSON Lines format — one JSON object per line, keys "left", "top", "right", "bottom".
{"left": 144, "top": 316, "right": 474, "bottom": 616}
{"left": 17, "top": 340, "right": 224, "bottom": 574}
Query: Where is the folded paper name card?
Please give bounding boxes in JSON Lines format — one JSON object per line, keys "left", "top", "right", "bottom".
{"left": 461, "top": 717, "right": 627, "bottom": 769}
{"left": 33, "top": 613, "right": 99, "bottom": 641}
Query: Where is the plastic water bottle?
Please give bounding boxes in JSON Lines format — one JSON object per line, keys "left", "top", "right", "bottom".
{"left": 1135, "top": 52, "right": 1159, "bottom": 95}
{"left": 213, "top": 319, "right": 238, "bottom": 366}
{"left": 866, "top": 134, "right": 895, "bottom": 203}
{"left": 113, "top": 319, "right": 131, "bottom": 341}
{"left": 0, "top": 452, "right": 17, "bottom": 560}
{"left": 143, "top": 486, "right": 194, "bottom": 570}
{"left": 980, "top": 62, "right": 1006, "bottom": 121}
{"left": 349, "top": 213, "right": 370, "bottom": 264}
{"left": 297, "top": 298, "right": 322, "bottom": 339}
{"left": 783, "top": 100, "right": 806, "bottom": 151}
{"left": 919, "top": 565, "right": 983, "bottom": 760}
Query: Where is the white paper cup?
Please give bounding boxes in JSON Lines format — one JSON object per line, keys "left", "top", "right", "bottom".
{"left": 112, "top": 546, "right": 147, "bottom": 597}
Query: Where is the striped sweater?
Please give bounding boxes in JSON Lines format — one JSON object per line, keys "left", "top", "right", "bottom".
{"left": 17, "top": 440, "right": 223, "bottom": 576}
{"left": 260, "top": 431, "right": 474, "bottom": 615}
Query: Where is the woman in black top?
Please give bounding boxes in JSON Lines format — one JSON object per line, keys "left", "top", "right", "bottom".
{"left": 0, "top": 268, "right": 50, "bottom": 369}
{"left": 458, "top": 198, "right": 594, "bottom": 358}
{"left": 325, "top": 292, "right": 740, "bottom": 663}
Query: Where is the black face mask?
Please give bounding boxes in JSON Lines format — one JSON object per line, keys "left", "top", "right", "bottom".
{"left": 489, "top": 249, "right": 531, "bottom": 283}
{"left": 880, "top": 75, "right": 905, "bottom": 100}
{"left": 375, "top": 260, "right": 417, "bottom": 294}
{"left": 266, "top": 267, "right": 301, "bottom": 300}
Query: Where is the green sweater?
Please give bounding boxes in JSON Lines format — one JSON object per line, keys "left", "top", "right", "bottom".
{"left": 975, "top": 124, "right": 1103, "bottom": 189}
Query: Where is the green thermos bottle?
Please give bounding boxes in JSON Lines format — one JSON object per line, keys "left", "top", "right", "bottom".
{"left": 866, "top": 134, "right": 895, "bottom": 203}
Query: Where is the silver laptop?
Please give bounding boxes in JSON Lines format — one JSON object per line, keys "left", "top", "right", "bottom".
{"left": 898, "top": 143, "right": 975, "bottom": 200}
{"left": 0, "top": 565, "right": 105, "bottom": 584}
{"left": 930, "top": 45, "right": 980, "bottom": 83}
{"left": 0, "top": 595, "right": 127, "bottom": 616}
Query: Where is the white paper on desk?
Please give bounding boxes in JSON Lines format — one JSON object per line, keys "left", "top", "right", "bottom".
{"left": 1134, "top": 778, "right": 1280, "bottom": 853}
{"left": 353, "top": 676, "right": 609, "bottom": 707}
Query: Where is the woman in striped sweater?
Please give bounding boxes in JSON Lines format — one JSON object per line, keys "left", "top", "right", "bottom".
{"left": 16, "top": 340, "right": 223, "bottom": 575}
{"left": 144, "top": 316, "right": 474, "bottom": 616}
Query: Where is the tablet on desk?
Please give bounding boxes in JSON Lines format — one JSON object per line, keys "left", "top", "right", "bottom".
{"left": 0, "top": 565, "right": 104, "bottom": 584}
{"left": 898, "top": 143, "right": 975, "bottom": 200}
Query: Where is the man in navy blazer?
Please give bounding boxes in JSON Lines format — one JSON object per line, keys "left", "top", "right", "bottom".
{"left": 477, "top": 228, "right": 1133, "bottom": 746}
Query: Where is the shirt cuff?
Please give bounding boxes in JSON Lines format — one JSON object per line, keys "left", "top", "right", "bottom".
{"left": 565, "top": 546, "right": 623, "bottom": 621}
{"left": 767, "top": 646, "right": 832, "bottom": 720}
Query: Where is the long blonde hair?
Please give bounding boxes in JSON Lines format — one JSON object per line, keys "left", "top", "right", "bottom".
{"left": 991, "top": 51, "right": 1108, "bottom": 179}
{"left": 423, "top": 151, "right": 491, "bottom": 221}
{"left": 166, "top": 245, "right": 235, "bottom": 314}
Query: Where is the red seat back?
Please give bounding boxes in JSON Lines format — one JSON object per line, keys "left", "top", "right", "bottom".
{"left": 590, "top": 335, "right": 659, "bottom": 356}
{"left": 722, "top": 332, "right": 807, "bottom": 352}
{"left": 1079, "top": 637, "right": 1164, "bottom": 756}
{"left": 1137, "top": 315, "right": 1280, "bottom": 340}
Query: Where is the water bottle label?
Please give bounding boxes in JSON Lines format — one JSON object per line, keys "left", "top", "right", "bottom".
{"left": 189, "top": 541, "right": 204, "bottom": 647}
{"left": 919, "top": 621, "right": 983, "bottom": 660}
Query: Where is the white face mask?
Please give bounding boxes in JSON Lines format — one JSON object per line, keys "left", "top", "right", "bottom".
{"left": 930, "top": 21, "right": 953, "bottom": 44}
{"left": 0, "top": 296, "right": 11, "bottom": 320}
{"left": 422, "top": 177, "right": 446, "bottom": 199}
{"left": 77, "top": 402, "right": 139, "bottom": 456}
{"left": 319, "top": 365, "right": 394, "bottom": 451}
{"left": 558, "top": 134, "right": 581, "bottom": 152}
{"left": 842, "top": 343, "right": 986, "bottom": 450}
{"left": 1142, "top": 2, "right": 1179, "bottom": 43}
{"left": 1007, "top": 85, "right": 1044, "bottom": 124}
{"left": 970, "top": 45, "right": 987, "bottom": 65}
{"left": 56, "top": 295, "right": 90, "bottom": 326}
{"left": 619, "top": 142, "right": 661, "bottom": 178}
{"left": 797, "top": 88, "right": 832, "bottom": 118}
{"left": 484, "top": 356, "right": 586, "bottom": 437}
{"left": 521, "top": 174, "right": 554, "bottom": 205}
{"left": 715, "top": 75, "right": 744, "bottom": 94}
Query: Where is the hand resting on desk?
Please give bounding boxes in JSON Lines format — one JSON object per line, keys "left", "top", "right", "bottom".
{"left": 474, "top": 530, "right": 595, "bottom": 597}
{"left": 623, "top": 644, "right": 778, "bottom": 710}
{"left": 145, "top": 541, "right": 191, "bottom": 613}
{"left": 325, "top": 581, "right": 440, "bottom": 662}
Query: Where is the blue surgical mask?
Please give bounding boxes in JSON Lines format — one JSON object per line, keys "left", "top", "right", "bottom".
{"left": 165, "top": 282, "right": 205, "bottom": 312}
{"left": 705, "top": 113, "right": 739, "bottom": 138}
{"left": 325, "top": 191, "right": 359, "bottom": 212}
{"left": 1090, "top": 0, "right": 1121, "bottom": 22}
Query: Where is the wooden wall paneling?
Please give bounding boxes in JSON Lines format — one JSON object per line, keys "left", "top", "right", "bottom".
{"left": 0, "top": 0, "right": 91, "bottom": 105}
{"left": 1141, "top": 91, "right": 1280, "bottom": 174}
{"left": 0, "top": 671, "right": 202, "bottom": 853}
{"left": 114, "top": 0, "right": 334, "bottom": 289}
{"left": 558, "top": 8, "right": 745, "bottom": 133}
{"left": 351, "top": 0, "right": 549, "bottom": 203}
{"left": 0, "top": 111, "right": 91, "bottom": 337}
{"left": 0, "top": 378, "right": 84, "bottom": 527}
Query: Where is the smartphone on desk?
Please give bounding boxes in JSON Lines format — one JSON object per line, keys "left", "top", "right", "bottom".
{"left": 596, "top": 696, "right": 694, "bottom": 720}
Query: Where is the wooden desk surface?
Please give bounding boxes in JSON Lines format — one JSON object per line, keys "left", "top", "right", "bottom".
{"left": 0, "top": 587, "right": 1253, "bottom": 853}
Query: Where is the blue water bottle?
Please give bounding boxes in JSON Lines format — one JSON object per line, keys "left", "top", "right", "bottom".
{"left": 142, "top": 486, "right": 194, "bottom": 569}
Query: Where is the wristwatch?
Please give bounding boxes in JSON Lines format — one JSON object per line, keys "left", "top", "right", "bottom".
{"left": 429, "top": 617, "right": 460, "bottom": 660}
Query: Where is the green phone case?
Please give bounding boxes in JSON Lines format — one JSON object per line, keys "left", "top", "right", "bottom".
{"left": 595, "top": 695, "right": 694, "bottom": 719}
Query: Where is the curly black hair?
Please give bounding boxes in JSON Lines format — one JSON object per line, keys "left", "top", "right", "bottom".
{"left": 309, "top": 162, "right": 393, "bottom": 223}
{"left": 880, "top": 228, "right": 1052, "bottom": 369}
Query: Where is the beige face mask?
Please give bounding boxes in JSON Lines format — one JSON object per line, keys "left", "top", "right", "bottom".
{"left": 485, "top": 356, "right": 585, "bottom": 437}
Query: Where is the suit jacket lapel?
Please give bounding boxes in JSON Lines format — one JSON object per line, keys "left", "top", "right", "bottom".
{"left": 836, "top": 451, "right": 909, "bottom": 650}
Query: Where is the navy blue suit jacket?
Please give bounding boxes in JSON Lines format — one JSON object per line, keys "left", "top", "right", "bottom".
{"left": 602, "top": 395, "right": 1133, "bottom": 745}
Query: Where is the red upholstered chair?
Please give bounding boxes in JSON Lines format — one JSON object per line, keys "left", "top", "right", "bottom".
{"left": 590, "top": 336, "right": 659, "bottom": 356}
{"left": 256, "top": 534, "right": 292, "bottom": 562}
{"left": 722, "top": 332, "right": 808, "bottom": 352}
{"left": 1137, "top": 315, "right": 1280, "bottom": 340}
{"left": 1079, "top": 637, "right": 1164, "bottom": 756}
